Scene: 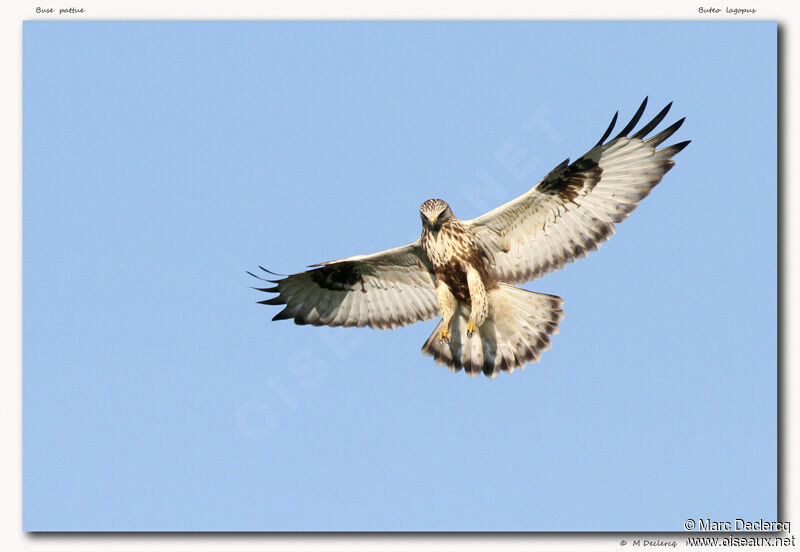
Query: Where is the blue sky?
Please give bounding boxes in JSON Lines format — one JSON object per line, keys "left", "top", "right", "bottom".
{"left": 23, "top": 21, "right": 776, "bottom": 531}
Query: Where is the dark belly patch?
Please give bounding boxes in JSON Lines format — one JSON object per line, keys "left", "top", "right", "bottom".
{"left": 436, "top": 260, "right": 471, "bottom": 303}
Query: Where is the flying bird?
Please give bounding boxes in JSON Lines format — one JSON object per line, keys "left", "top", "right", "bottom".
{"left": 253, "top": 98, "right": 689, "bottom": 378}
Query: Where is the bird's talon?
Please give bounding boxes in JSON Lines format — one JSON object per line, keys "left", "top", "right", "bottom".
{"left": 466, "top": 319, "right": 477, "bottom": 337}
{"left": 439, "top": 327, "right": 451, "bottom": 343}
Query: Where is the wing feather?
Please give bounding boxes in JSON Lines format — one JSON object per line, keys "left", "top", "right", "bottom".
{"left": 256, "top": 242, "right": 438, "bottom": 329}
{"left": 468, "top": 100, "right": 689, "bottom": 284}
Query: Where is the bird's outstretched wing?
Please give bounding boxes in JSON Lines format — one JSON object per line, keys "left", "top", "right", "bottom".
{"left": 468, "top": 98, "right": 690, "bottom": 284}
{"left": 253, "top": 243, "right": 438, "bottom": 329}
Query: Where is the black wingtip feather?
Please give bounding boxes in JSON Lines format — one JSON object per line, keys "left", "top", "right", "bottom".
{"left": 645, "top": 117, "right": 685, "bottom": 147}
{"left": 665, "top": 139, "right": 691, "bottom": 155}
{"left": 614, "top": 97, "right": 648, "bottom": 139}
{"left": 250, "top": 285, "right": 280, "bottom": 293}
{"left": 631, "top": 102, "right": 673, "bottom": 140}
{"left": 248, "top": 270, "right": 283, "bottom": 284}
{"left": 260, "top": 266, "right": 287, "bottom": 277}
{"left": 596, "top": 111, "right": 618, "bottom": 146}
{"left": 247, "top": 270, "right": 271, "bottom": 281}
{"left": 272, "top": 309, "right": 293, "bottom": 321}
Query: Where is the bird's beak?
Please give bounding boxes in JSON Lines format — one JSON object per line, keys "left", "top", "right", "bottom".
{"left": 428, "top": 217, "right": 437, "bottom": 225}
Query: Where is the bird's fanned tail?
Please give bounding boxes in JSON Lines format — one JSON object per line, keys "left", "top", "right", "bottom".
{"left": 421, "top": 284, "right": 564, "bottom": 378}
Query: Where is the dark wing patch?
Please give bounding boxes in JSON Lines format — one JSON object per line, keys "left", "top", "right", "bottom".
{"left": 468, "top": 99, "right": 690, "bottom": 284}
{"left": 254, "top": 243, "right": 440, "bottom": 329}
{"left": 537, "top": 157, "right": 603, "bottom": 204}
{"left": 308, "top": 261, "right": 365, "bottom": 292}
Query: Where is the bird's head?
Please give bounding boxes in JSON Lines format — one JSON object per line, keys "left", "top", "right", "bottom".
{"left": 420, "top": 198, "right": 453, "bottom": 231}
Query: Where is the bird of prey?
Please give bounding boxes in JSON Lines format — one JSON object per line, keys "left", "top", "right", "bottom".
{"left": 253, "top": 98, "right": 689, "bottom": 378}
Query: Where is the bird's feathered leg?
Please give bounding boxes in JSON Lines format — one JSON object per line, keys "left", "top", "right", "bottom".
{"left": 466, "top": 266, "right": 489, "bottom": 338}
{"left": 435, "top": 279, "right": 456, "bottom": 342}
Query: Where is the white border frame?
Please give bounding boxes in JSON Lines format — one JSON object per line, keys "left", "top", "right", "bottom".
{"left": 4, "top": 2, "right": 793, "bottom": 550}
